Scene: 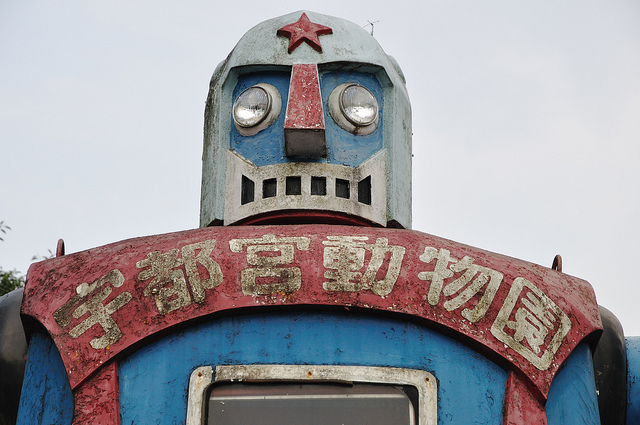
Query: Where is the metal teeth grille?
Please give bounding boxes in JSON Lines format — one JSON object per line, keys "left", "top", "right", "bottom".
{"left": 241, "top": 175, "right": 371, "bottom": 205}
{"left": 225, "top": 151, "right": 386, "bottom": 226}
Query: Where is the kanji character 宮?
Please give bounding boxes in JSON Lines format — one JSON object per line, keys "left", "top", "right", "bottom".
{"left": 229, "top": 234, "right": 310, "bottom": 295}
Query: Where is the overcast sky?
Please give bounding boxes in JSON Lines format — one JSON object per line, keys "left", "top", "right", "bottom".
{"left": 1, "top": 1, "right": 639, "bottom": 334}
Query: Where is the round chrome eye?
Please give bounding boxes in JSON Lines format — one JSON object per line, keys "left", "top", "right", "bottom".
{"left": 340, "top": 84, "right": 378, "bottom": 126}
{"left": 328, "top": 83, "right": 379, "bottom": 135}
{"left": 233, "top": 86, "right": 271, "bottom": 128}
{"left": 232, "top": 83, "right": 282, "bottom": 136}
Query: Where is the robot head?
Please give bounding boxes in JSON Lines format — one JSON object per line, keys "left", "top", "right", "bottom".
{"left": 200, "top": 11, "right": 412, "bottom": 228}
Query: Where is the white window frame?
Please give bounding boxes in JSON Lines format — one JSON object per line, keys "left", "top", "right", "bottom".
{"left": 186, "top": 365, "right": 437, "bottom": 425}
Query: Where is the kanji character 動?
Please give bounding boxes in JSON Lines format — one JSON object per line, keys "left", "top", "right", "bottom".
{"left": 322, "top": 236, "right": 405, "bottom": 296}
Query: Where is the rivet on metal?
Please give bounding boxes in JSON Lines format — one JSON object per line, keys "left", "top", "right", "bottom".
{"left": 551, "top": 255, "right": 562, "bottom": 272}
{"left": 56, "top": 239, "right": 65, "bottom": 257}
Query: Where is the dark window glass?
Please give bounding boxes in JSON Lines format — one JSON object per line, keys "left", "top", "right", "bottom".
{"left": 241, "top": 176, "right": 254, "bottom": 205}
{"left": 311, "top": 177, "right": 326, "bottom": 195}
{"left": 263, "top": 178, "right": 277, "bottom": 198}
{"left": 207, "top": 383, "right": 416, "bottom": 425}
{"left": 358, "top": 176, "right": 372, "bottom": 205}
{"left": 286, "top": 176, "right": 302, "bottom": 195}
{"left": 336, "top": 179, "right": 350, "bottom": 199}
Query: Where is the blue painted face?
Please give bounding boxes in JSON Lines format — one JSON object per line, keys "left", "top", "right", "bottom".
{"left": 230, "top": 68, "right": 384, "bottom": 168}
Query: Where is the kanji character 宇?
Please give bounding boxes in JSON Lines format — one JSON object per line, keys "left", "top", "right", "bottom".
{"left": 53, "top": 269, "right": 132, "bottom": 350}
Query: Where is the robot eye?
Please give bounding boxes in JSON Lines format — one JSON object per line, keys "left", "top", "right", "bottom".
{"left": 329, "top": 83, "right": 379, "bottom": 135}
{"left": 233, "top": 84, "right": 281, "bottom": 136}
{"left": 233, "top": 86, "right": 270, "bottom": 127}
{"left": 340, "top": 84, "right": 378, "bottom": 126}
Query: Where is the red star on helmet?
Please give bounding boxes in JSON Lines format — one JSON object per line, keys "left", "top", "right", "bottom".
{"left": 276, "top": 13, "right": 333, "bottom": 53}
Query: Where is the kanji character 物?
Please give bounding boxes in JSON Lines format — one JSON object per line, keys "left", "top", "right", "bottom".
{"left": 417, "top": 247, "right": 503, "bottom": 322}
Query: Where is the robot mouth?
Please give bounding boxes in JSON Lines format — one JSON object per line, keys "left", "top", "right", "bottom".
{"left": 224, "top": 150, "right": 387, "bottom": 226}
{"left": 231, "top": 210, "right": 382, "bottom": 227}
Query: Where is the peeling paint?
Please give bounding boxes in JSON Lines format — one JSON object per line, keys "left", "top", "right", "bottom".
{"left": 23, "top": 224, "right": 601, "bottom": 398}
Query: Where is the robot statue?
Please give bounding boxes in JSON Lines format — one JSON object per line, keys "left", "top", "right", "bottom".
{"left": 1, "top": 11, "right": 639, "bottom": 425}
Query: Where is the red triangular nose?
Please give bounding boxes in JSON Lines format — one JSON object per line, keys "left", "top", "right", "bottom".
{"left": 284, "top": 64, "right": 326, "bottom": 158}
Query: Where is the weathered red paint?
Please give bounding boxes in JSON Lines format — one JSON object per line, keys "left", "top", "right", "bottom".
{"left": 276, "top": 12, "right": 332, "bottom": 53}
{"left": 56, "top": 238, "right": 65, "bottom": 257}
{"left": 22, "top": 224, "right": 601, "bottom": 399}
{"left": 72, "top": 360, "right": 119, "bottom": 424}
{"left": 283, "top": 63, "right": 326, "bottom": 157}
{"left": 284, "top": 64, "right": 325, "bottom": 131}
{"left": 235, "top": 210, "right": 380, "bottom": 227}
{"left": 503, "top": 372, "right": 548, "bottom": 424}
{"left": 552, "top": 254, "right": 562, "bottom": 272}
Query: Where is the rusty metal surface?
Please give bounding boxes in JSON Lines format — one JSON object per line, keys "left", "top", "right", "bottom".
{"left": 186, "top": 366, "right": 213, "bottom": 425}
{"left": 56, "top": 238, "right": 65, "bottom": 257}
{"left": 551, "top": 254, "right": 562, "bottom": 272}
{"left": 503, "top": 372, "right": 548, "bottom": 424}
{"left": 72, "top": 360, "right": 120, "bottom": 424}
{"left": 21, "top": 224, "right": 601, "bottom": 398}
